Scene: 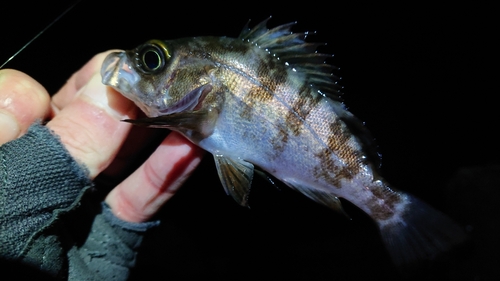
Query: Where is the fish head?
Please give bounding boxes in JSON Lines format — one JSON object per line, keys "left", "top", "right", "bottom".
{"left": 101, "top": 39, "right": 215, "bottom": 117}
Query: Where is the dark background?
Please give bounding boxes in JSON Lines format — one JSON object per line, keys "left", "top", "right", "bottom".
{"left": 1, "top": 1, "right": 497, "bottom": 280}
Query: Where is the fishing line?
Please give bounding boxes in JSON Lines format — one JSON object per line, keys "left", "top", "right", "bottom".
{"left": 0, "top": 0, "right": 82, "bottom": 69}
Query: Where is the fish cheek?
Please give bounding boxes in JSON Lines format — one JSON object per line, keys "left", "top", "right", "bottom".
{"left": 166, "top": 70, "right": 199, "bottom": 103}
{"left": 128, "top": 67, "right": 178, "bottom": 112}
{"left": 169, "top": 64, "right": 217, "bottom": 104}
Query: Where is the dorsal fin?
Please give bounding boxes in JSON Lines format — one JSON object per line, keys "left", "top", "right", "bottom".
{"left": 239, "top": 17, "right": 342, "bottom": 100}
{"left": 239, "top": 17, "right": 381, "bottom": 170}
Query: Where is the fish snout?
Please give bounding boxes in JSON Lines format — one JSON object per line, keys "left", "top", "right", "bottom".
{"left": 101, "top": 51, "right": 140, "bottom": 92}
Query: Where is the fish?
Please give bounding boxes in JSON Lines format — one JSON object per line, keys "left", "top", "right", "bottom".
{"left": 101, "top": 17, "right": 466, "bottom": 266}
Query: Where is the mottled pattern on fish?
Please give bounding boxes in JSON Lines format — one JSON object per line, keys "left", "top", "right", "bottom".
{"left": 101, "top": 18, "right": 465, "bottom": 265}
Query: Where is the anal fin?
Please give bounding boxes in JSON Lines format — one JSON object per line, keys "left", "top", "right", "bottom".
{"left": 254, "top": 169, "right": 281, "bottom": 191}
{"left": 213, "top": 154, "right": 254, "bottom": 207}
{"left": 283, "top": 180, "right": 350, "bottom": 219}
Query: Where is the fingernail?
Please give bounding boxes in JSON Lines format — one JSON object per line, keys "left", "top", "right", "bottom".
{"left": 0, "top": 110, "right": 21, "bottom": 145}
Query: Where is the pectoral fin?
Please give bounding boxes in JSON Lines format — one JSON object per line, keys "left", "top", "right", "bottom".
{"left": 284, "top": 180, "right": 350, "bottom": 219}
{"left": 213, "top": 154, "right": 254, "bottom": 207}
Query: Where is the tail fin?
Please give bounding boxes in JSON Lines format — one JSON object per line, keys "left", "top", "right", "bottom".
{"left": 378, "top": 195, "right": 466, "bottom": 266}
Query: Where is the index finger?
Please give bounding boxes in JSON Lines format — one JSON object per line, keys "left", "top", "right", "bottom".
{"left": 46, "top": 52, "right": 137, "bottom": 179}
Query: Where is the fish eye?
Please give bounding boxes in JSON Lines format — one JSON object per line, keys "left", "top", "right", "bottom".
{"left": 137, "top": 40, "right": 170, "bottom": 73}
{"left": 140, "top": 45, "right": 164, "bottom": 72}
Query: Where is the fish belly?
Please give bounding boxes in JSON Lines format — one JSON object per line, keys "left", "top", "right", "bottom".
{"left": 197, "top": 90, "right": 372, "bottom": 208}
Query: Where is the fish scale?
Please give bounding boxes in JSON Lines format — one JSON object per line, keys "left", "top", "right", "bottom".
{"left": 101, "top": 18, "right": 466, "bottom": 266}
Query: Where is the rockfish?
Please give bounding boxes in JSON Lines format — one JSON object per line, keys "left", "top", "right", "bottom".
{"left": 101, "top": 18, "right": 465, "bottom": 265}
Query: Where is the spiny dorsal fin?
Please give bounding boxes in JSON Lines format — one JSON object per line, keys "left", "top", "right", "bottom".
{"left": 239, "top": 18, "right": 380, "bottom": 169}
{"left": 239, "top": 17, "right": 342, "bottom": 100}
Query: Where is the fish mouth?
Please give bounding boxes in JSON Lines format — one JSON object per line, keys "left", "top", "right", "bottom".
{"left": 101, "top": 51, "right": 140, "bottom": 98}
{"left": 159, "top": 84, "right": 212, "bottom": 115}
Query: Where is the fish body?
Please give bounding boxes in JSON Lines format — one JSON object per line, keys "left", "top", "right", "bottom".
{"left": 101, "top": 19, "right": 465, "bottom": 265}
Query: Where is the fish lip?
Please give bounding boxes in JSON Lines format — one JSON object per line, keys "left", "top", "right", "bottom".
{"left": 101, "top": 51, "right": 123, "bottom": 86}
{"left": 158, "top": 84, "right": 212, "bottom": 115}
{"left": 101, "top": 51, "right": 140, "bottom": 95}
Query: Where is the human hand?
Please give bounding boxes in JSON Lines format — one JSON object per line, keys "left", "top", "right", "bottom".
{"left": 0, "top": 51, "right": 204, "bottom": 223}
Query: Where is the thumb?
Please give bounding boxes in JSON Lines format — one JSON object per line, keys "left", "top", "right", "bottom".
{"left": 0, "top": 69, "right": 51, "bottom": 145}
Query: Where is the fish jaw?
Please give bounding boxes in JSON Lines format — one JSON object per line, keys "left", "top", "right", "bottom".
{"left": 101, "top": 51, "right": 212, "bottom": 118}
{"left": 101, "top": 51, "right": 153, "bottom": 114}
{"left": 101, "top": 51, "right": 169, "bottom": 117}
